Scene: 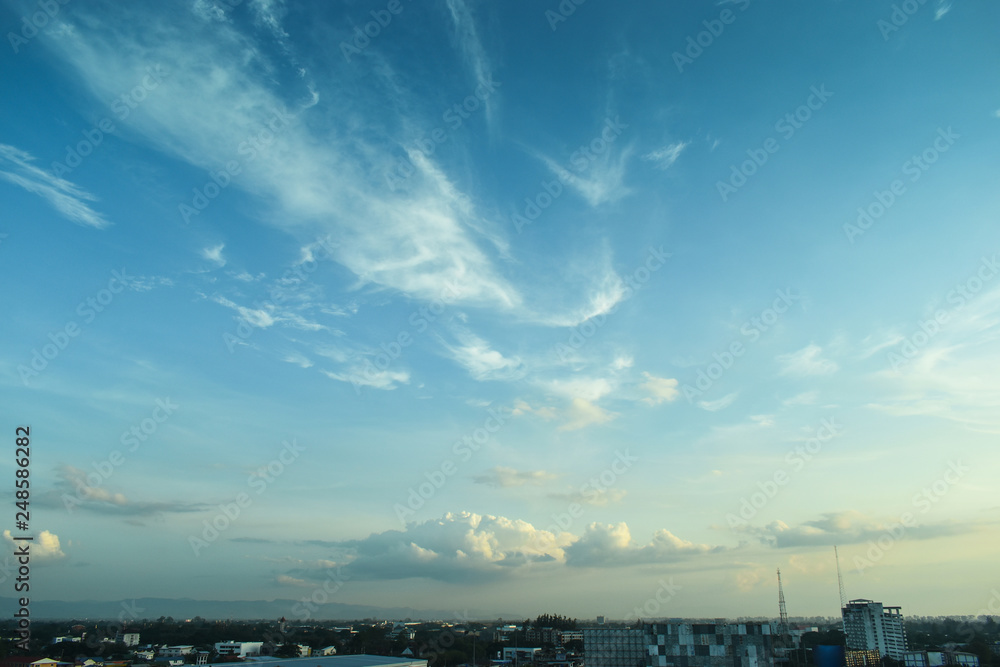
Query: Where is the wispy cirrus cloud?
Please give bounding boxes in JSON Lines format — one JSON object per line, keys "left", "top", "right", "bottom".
{"left": 38, "top": 2, "right": 520, "bottom": 313}
{"left": 777, "top": 343, "right": 838, "bottom": 376}
{"left": 0, "top": 143, "right": 110, "bottom": 228}
{"left": 474, "top": 466, "right": 558, "bottom": 488}
{"left": 539, "top": 143, "right": 633, "bottom": 207}
{"left": 441, "top": 330, "right": 525, "bottom": 381}
{"left": 444, "top": 0, "right": 498, "bottom": 131}
{"left": 698, "top": 391, "right": 739, "bottom": 411}
{"left": 201, "top": 243, "right": 226, "bottom": 266}
{"left": 734, "top": 510, "right": 984, "bottom": 548}
{"left": 642, "top": 141, "right": 688, "bottom": 170}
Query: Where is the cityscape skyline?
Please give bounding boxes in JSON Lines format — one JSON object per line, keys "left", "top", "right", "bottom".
{"left": 2, "top": 0, "right": 999, "bottom": 619}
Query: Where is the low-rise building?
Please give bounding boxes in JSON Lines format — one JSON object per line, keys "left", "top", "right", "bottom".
{"left": 501, "top": 648, "right": 542, "bottom": 664}
{"left": 214, "top": 641, "right": 264, "bottom": 658}
{"left": 557, "top": 630, "right": 583, "bottom": 646}
{"left": 116, "top": 633, "right": 141, "bottom": 647}
{"left": 904, "top": 650, "right": 980, "bottom": 667}
{"left": 494, "top": 625, "right": 521, "bottom": 643}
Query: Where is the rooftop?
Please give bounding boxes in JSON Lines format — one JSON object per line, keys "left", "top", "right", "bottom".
{"left": 207, "top": 656, "right": 425, "bottom": 667}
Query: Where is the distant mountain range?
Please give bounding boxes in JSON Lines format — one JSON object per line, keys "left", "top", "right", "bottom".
{"left": 1, "top": 597, "right": 519, "bottom": 622}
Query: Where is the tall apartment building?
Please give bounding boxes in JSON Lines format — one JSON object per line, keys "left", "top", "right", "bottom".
{"left": 842, "top": 599, "right": 908, "bottom": 660}
{"left": 585, "top": 621, "right": 777, "bottom": 667}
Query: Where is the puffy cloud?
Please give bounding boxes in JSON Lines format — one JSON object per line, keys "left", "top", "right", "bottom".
{"left": 564, "top": 523, "right": 727, "bottom": 567}
{"left": 332, "top": 512, "right": 567, "bottom": 582}
{"left": 443, "top": 331, "right": 524, "bottom": 381}
{"left": 4, "top": 529, "right": 66, "bottom": 562}
{"left": 640, "top": 372, "right": 680, "bottom": 405}
{"left": 559, "top": 398, "right": 617, "bottom": 431}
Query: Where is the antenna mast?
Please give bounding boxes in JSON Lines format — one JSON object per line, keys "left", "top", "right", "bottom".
{"left": 834, "top": 546, "right": 847, "bottom": 610}
{"left": 777, "top": 568, "right": 789, "bottom": 634}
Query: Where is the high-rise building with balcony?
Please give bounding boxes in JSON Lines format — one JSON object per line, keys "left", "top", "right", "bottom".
{"left": 842, "top": 599, "right": 907, "bottom": 660}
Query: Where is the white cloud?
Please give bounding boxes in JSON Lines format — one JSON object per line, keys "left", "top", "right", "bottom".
{"left": 559, "top": 397, "right": 617, "bottom": 431}
{"left": 0, "top": 143, "right": 110, "bottom": 229}
{"left": 4, "top": 529, "right": 66, "bottom": 562}
{"left": 511, "top": 399, "right": 558, "bottom": 420}
{"left": 323, "top": 367, "right": 410, "bottom": 391}
{"left": 639, "top": 372, "right": 679, "bottom": 405}
{"left": 326, "top": 513, "right": 720, "bottom": 582}
{"left": 201, "top": 243, "right": 226, "bottom": 266}
{"left": 39, "top": 3, "right": 522, "bottom": 313}
{"left": 533, "top": 262, "right": 626, "bottom": 328}
{"left": 777, "top": 344, "right": 838, "bottom": 376}
{"left": 542, "top": 377, "right": 614, "bottom": 403}
{"left": 443, "top": 331, "right": 524, "bottom": 381}
{"left": 642, "top": 141, "right": 688, "bottom": 170}
{"left": 539, "top": 145, "right": 633, "bottom": 207}
{"left": 782, "top": 390, "right": 818, "bottom": 407}
{"left": 444, "top": 0, "right": 497, "bottom": 131}
{"left": 212, "top": 295, "right": 276, "bottom": 328}
{"left": 549, "top": 487, "right": 627, "bottom": 507}
{"left": 698, "top": 391, "right": 738, "bottom": 411}
{"left": 734, "top": 510, "right": 981, "bottom": 548}
{"left": 563, "top": 523, "right": 726, "bottom": 567}
{"left": 473, "top": 467, "right": 558, "bottom": 488}
{"left": 865, "top": 284, "right": 1000, "bottom": 433}
{"left": 333, "top": 512, "right": 569, "bottom": 582}
{"left": 282, "top": 351, "right": 313, "bottom": 368}
{"left": 611, "top": 355, "right": 634, "bottom": 371}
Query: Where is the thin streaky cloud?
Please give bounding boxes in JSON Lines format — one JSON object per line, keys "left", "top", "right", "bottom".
{"left": 0, "top": 143, "right": 110, "bottom": 229}
{"left": 642, "top": 141, "right": 689, "bottom": 170}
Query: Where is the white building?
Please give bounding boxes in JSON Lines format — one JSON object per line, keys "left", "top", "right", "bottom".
{"left": 842, "top": 599, "right": 908, "bottom": 660}
{"left": 117, "top": 633, "right": 140, "bottom": 647}
{"left": 214, "top": 641, "right": 264, "bottom": 658}
{"left": 160, "top": 646, "right": 194, "bottom": 658}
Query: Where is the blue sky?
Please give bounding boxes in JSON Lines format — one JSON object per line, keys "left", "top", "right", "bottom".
{"left": 2, "top": 0, "right": 999, "bottom": 620}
